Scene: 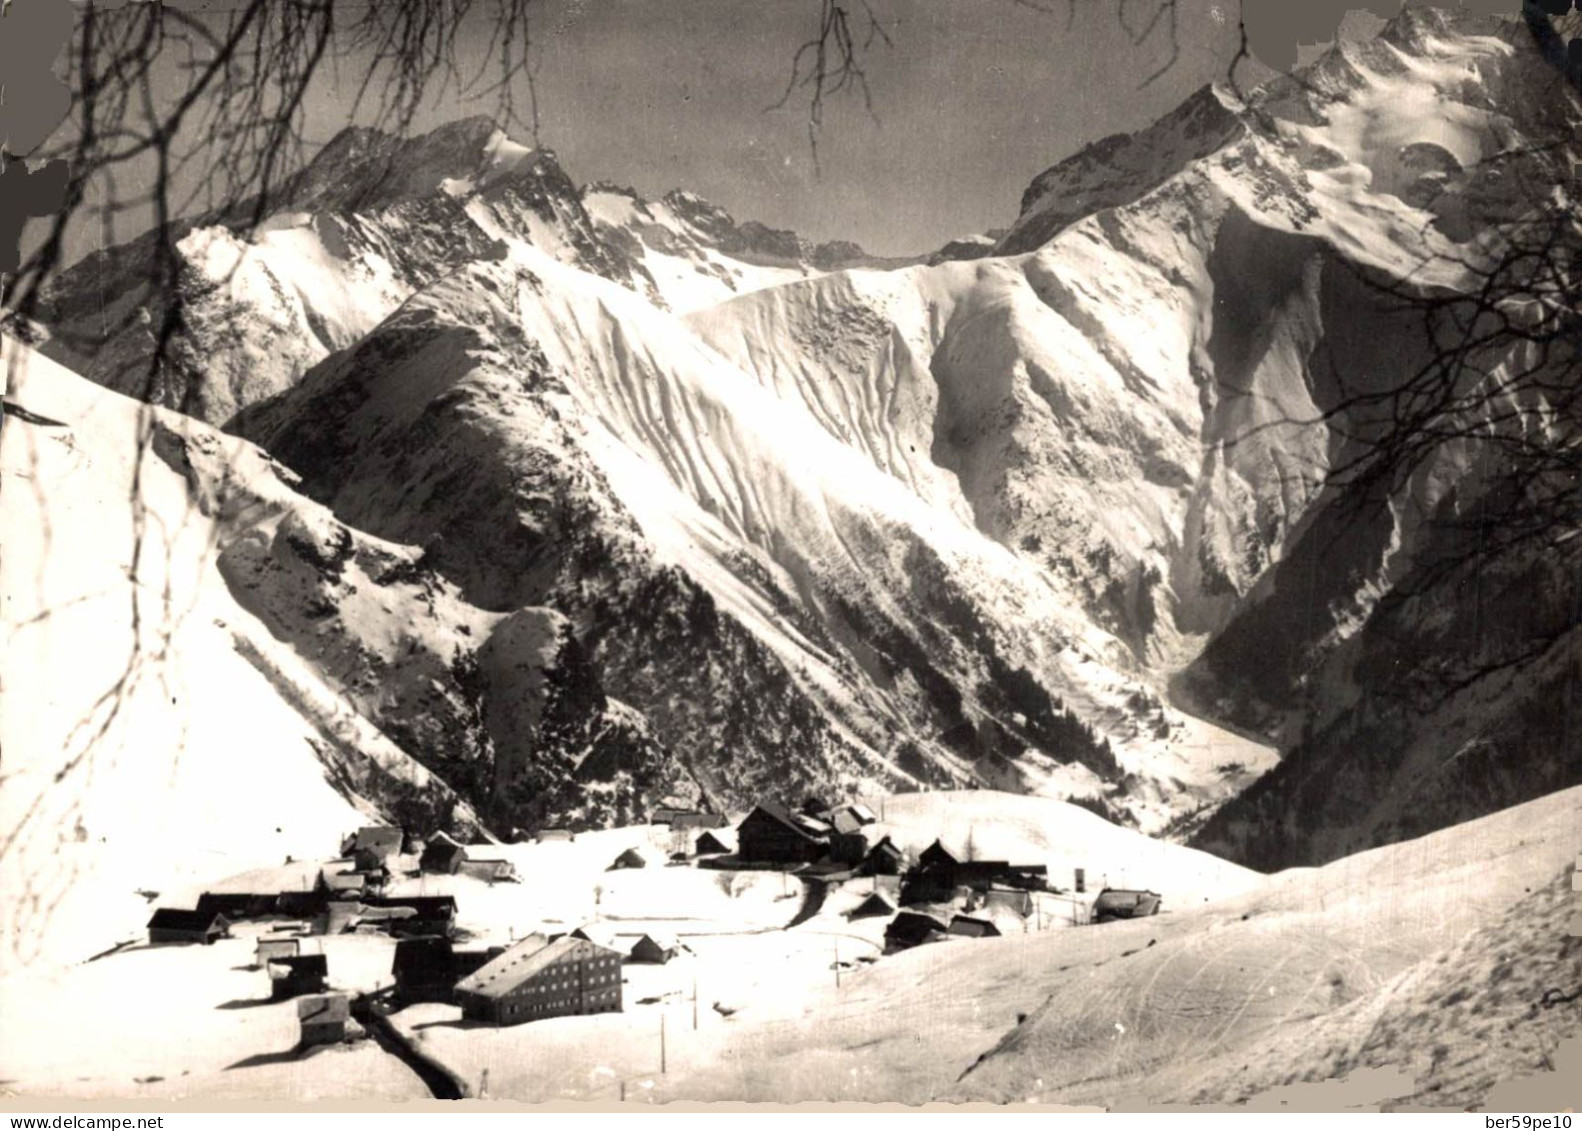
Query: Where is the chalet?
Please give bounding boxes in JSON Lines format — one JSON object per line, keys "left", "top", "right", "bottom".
{"left": 628, "top": 932, "right": 679, "bottom": 965}
{"left": 455, "top": 935, "right": 624, "bottom": 1026}
{"left": 297, "top": 994, "right": 356, "bottom": 1047}
{"left": 255, "top": 935, "right": 301, "bottom": 966}
{"left": 268, "top": 953, "right": 329, "bottom": 1000}
{"left": 460, "top": 858, "right": 519, "bottom": 883}
{"left": 650, "top": 806, "right": 689, "bottom": 825}
{"left": 693, "top": 830, "right": 732, "bottom": 856}
{"left": 984, "top": 887, "right": 1034, "bottom": 918}
{"left": 858, "top": 836, "right": 906, "bottom": 876}
{"left": 736, "top": 803, "right": 829, "bottom": 865}
{"left": 947, "top": 915, "right": 1001, "bottom": 939}
{"left": 342, "top": 826, "right": 403, "bottom": 863}
{"left": 608, "top": 847, "right": 648, "bottom": 870}
{"left": 420, "top": 832, "right": 468, "bottom": 875}
{"left": 361, "top": 894, "right": 458, "bottom": 937}
{"left": 147, "top": 908, "right": 230, "bottom": 945}
{"left": 847, "top": 892, "right": 897, "bottom": 921}
{"left": 671, "top": 812, "right": 728, "bottom": 830}
{"left": 1092, "top": 889, "right": 1162, "bottom": 922}
{"left": 884, "top": 911, "right": 949, "bottom": 952}
{"left": 918, "top": 839, "right": 960, "bottom": 870}
{"left": 392, "top": 937, "right": 503, "bottom": 1003}
{"left": 829, "top": 829, "right": 870, "bottom": 866}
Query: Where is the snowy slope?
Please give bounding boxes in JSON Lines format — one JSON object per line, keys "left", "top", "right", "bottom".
{"left": 632, "top": 783, "right": 1581, "bottom": 1106}
{"left": 0, "top": 336, "right": 479, "bottom": 972}
{"left": 582, "top": 184, "right": 930, "bottom": 315}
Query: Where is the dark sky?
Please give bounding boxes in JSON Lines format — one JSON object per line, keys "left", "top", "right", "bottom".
{"left": 358, "top": 0, "right": 1250, "bottom": 255}
{"left": 42, "top": 0, "right": 1261, "bottom": 264}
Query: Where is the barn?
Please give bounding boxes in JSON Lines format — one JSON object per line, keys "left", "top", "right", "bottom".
{"left": 147, "top": 908, "right": 230, "bottom": 945}
{"left": 671, "top": 812, "right": 728, "bottom": 830}
{"left": 693, "top": 830, "right": 732, "bottom": 856}
{"left": 628, "top": 932, "right": 679, "bottom": 965}
{"left": 268, "top": 953, "right": 329, "bottom": 1000}
{"left": 1093, "top": 889, "right": 1162, "bottom": 922}
{"left": 455, "top": 935, "right": 624, "bottom": 1026}
{"left": 608, "top": 847, "right": 648, "bottom": 870}
{"left": 736, "top": 803, "right": 829, "bottom": 865}
{"left": 420, "top": 832, "right": 467, "bottom": 875}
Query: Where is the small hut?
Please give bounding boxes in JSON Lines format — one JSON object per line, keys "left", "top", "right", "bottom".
{"left": 627, "top": 932, "right": 679, "bottom": 965}
{"left": 147, "top": 908, "right": 230, "bottom": 945}
{"left": 255, "top": 934, "right": 302, "bottom": 966}
{"left": 884, "top": 911, "right": 949, "bottom": 952}
{"left": 297, "top": 994, "right": 357, "bottom": 1047}
{"left": 847, "top": 892, "right": 897, "bottom": 921}
{"left": 693, "top": 830, "right": 732, "bottom": 857}
{"left": 608, "top": 847, "right": 648, "bottom": 871}
{"left": 420, "top": 832, "right": 468, "bottom": 875}
{"left": 1092, "top": 889, "right": 1162, "bottom": 922}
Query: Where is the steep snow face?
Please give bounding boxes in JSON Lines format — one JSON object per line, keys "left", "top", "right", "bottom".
{"left": 0, "top": 337, "right": 486, "bottom": 971}
{"left": 693, "top": 9, "right": 1582, "bottom": 845}
{"left": 234, "top": 243, "right": 1268, "bottom": 833}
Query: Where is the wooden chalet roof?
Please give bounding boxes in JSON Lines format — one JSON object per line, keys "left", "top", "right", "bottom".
{"left": 866, "top": 835, "right": 905, "bottom": 858}
{"left": 947, "top": 915, "right": 1001, "bottom": 938}
{"left": 739, "top": 802, "right": 828, "bottom": 841}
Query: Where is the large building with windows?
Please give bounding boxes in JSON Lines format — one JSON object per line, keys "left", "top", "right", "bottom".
{"left": 453, "top": 934, "right": 624, "bottom": 1025}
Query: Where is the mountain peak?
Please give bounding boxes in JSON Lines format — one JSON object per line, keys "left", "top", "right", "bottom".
{"left": 280, "top": 116, "right": 542, "bottom": 214}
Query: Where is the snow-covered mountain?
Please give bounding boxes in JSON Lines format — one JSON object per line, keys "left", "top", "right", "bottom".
{"left": 12, "top": 7, "right": 1580, "bottom": 865}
